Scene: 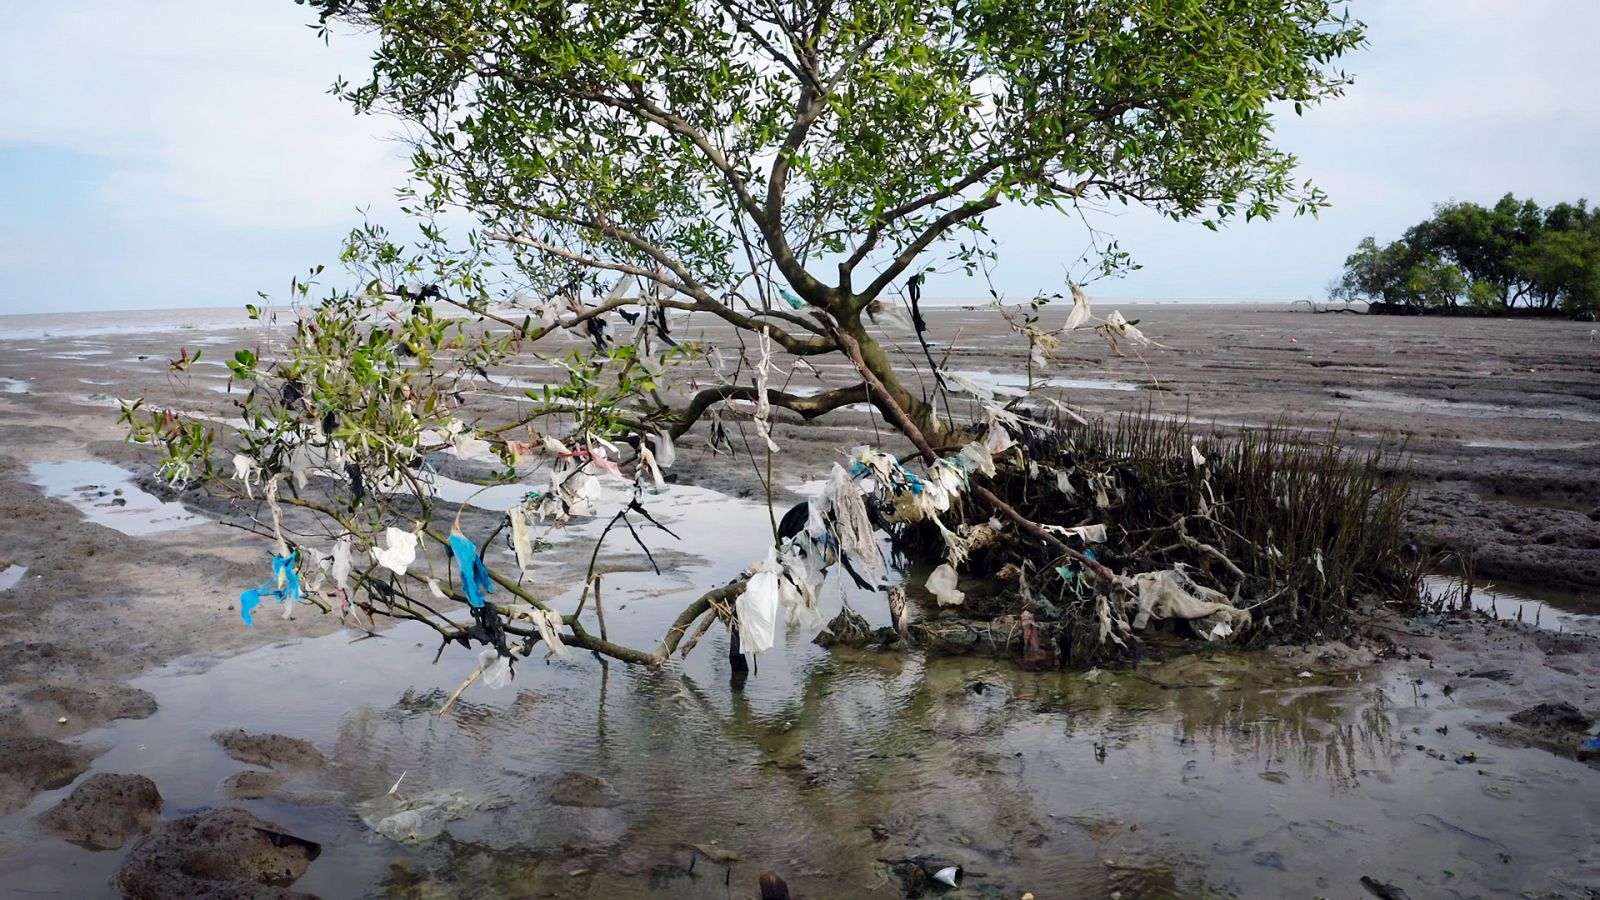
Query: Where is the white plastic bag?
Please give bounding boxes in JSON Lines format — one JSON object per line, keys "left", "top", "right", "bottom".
{"left": 532, "top": 608, "right": 572, "bottom": 659}
{"left": 824, "top": 464, "right": 885, "bottom": 583}
{"left": 651, "top": 430, "right": 676, "bottom": 468}
{"left": 926, "top": 563, "right": 965, "bottom": 606}
{"left": 1063, "top": 284, "right": 1093, "bottom": 331}
{"left": 329, "top": 535, "right": 353, "bottom": 590}
{"left": 509, "top": 505, "right": 533, "bottom": 569}
{"left": 735, "top": 552, "right": 783, "bottom": 654}
{"left": 371, "top": 527, "right": 419, "bottom": 576}
{"left": 478, "top": 647, "right": 514, "bottom": 689}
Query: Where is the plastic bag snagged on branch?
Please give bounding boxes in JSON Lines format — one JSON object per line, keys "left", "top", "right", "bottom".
{"left": 448, "top": 530, "right": 495, "bottom": 609}
{"left": 371, "top": 527, "right": 419, "bottom": 577}
{"left": 1125, "top": 569, "right": 1251, "bottom": 641}
{"left": 735, "top": 552, "right": 783, "bottom": 655}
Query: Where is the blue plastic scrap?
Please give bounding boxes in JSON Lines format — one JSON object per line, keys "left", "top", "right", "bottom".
{"left": 1584, "top": 736, "right": 1600, "bottom": 750}
{"left": 449, "top": 532, "right": 496, "bottom": 609}
{"left": 239, "top": 550, "right": 301, "bottom": 627}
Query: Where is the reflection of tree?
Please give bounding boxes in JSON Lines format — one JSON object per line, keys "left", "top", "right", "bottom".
{"left": 321, "top": 648, "right": 1409, "bottom": 897}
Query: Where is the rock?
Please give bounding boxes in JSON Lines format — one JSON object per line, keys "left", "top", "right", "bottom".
{"left": 1474, "top": 701, "right": 1598, "bottom": 766}
{"left": 115, "top": 807, "right": 321, "bottom": 899}
{"left": 812, "top": 607, "right": 873, "bottom": 648}
{"left": 0, "top": 736, "right": 99, "bottom": 814}
{"left": 759, "top": 871, "right": 791, "bottom": 899}
{"left": 547, "top": 772, "right": 621, "bottom": 808}
{"left": 221, "top": 770, "right": 290, "bottom": 800}
{"left": 37, "top": 773, "right": 162, "bottom": 849}
{"left": 212, "top": 729, "right": 326, "bottom": 772}
{"left": 1508, "top": 701, "right": 1591, "bottom": 732}
{"left": 22, "top": 682, "right": 157, "bottom": 728}
{"left": 1253, "top": 850, "right": 1287, "bottom": 870}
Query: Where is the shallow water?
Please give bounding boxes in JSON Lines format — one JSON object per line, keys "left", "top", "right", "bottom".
{"left": 1336, "top": 388, "right": 1600, "bottom": 424}
{"left": 26, "top": 460, "right": 208, "bottom": 536}
{"left": 1424, "top": 574, "right": 1600, "bottom": 632}
{"left": 1, "top": 474, "right": 1596, "bottom": 898}
{"left": 948, "top": 368, "right": 1140, "bottom": 393}
{"left": 0, "top": 564, "right": 27, "bottom": 592}
{"left": 5, "top": 613, "right": 1597, "bottom": 898}
{"left": 0, "top": 377, "right": 29, "bottom": 394}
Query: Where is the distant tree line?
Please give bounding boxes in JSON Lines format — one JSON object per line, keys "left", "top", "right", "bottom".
{"left": 1331, "top": 194, "right": 1599, "bottom": 316}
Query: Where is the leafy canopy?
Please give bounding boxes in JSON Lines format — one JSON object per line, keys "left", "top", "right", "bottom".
{"left": 1333, "top": 194, "right": 1600, "bottom": 313}
{"left": 306, "top": 0, "right": 1363, "bottom": 313}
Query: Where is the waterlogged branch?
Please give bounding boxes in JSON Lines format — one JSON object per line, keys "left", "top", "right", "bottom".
{"left": 668, "top": 382, "right": 870, "bottom": 439}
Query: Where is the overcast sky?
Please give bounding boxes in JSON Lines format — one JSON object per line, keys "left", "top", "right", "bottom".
{"left": 1, "top": 1, "right": 1596, "bottom": 314}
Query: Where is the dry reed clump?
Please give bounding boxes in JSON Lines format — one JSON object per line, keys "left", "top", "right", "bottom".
{"left": 883, "top": 414, "right": 1422, "bottom": 667}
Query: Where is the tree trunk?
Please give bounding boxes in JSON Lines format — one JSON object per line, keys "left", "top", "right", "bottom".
{"left": 849, "top": 324, "right": 952, "bottom": 447}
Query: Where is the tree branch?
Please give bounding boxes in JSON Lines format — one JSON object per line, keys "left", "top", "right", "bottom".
{"left": 667, "top": 381, "right": 869, "bottom": 439}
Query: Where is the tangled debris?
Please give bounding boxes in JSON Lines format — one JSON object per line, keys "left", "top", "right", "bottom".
{"left": 812, "top": 413, "right": 1420, "bottom": 669}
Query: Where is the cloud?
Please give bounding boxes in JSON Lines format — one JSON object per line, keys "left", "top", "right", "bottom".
{"left": 0, "top": 1, "right": 409, "bottom": 231}
{"left": 930, "top": 0, "right": 1600, "bottom": 300}
{"left": 0, "top": 0, "right": 1595, "bottom": 312}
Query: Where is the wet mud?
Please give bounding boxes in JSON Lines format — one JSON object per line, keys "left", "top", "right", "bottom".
{"left": 0, "top": 305, "right": 1596, "bottom": 897}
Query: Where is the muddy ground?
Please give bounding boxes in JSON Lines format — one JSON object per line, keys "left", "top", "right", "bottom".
{"left": 0, "top": 303, "right": 1596, "bottom": 896}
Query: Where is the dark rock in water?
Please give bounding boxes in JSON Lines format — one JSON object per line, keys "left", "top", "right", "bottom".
{"left": 116, "top": 807, "right": 320, "bottom": 899}
{"left": 1253, "top": 850, "right": 1287, "bottom": 870}
{"left": 1509, "top": 701, "right": 1591, "bottom": 732}
{"left": 0, "top": 736, "right": 99, "bottom": 814}
{"left": 212, "top": 729, "right": 326, "bottom": 772}
{"left": 38, "top": 772, "right": 162, "bottom": 849}
{"left": 1465, "top": 669, "right": 1514, "bottom": 682}
{"left": 1360, "top": 875, "right": 1412, "bottom": 900}
{"left": 23, "top": 682, "right": 158, "bottom": 726}
{"left": 1474, "top": 701, "right": 1598, "bottom": 766}
{"left": 759, "top": 871, "right": 791, "bottom": 899}
{"left": 813, "top": 607, "right": 873, "bottom": 648}
{"left": 547, "top": 772, "right": 621, "bottom": 808}
{"left": 221, "top": 770, "right": 291, "bottom": 800}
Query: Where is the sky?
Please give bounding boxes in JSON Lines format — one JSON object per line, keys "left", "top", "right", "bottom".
{"left": 1, "top": 1, "right": 1596, "bottom": 314}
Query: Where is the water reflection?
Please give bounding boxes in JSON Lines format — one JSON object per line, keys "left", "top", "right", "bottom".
{"left": 5, "top": 609, "right": 1595, "bottom": 899}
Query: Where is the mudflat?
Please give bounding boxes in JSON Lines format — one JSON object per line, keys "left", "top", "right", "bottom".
{"left": 0, "top": 303, "right": 1595, "bottom": 898}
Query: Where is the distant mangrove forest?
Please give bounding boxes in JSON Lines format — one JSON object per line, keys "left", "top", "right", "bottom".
{"left": 1332, "top": 194, "right": 1599, "bottom": 317}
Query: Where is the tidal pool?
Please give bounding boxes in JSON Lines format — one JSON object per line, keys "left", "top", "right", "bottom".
{"left": 5, "top": 618, "right": 1596, "bottom": 898}
{"left": 26, "top": 460, "right": 208, "bottom": 535}
{"left": 1, "top": 477, "right": 1594, "bottom": 897}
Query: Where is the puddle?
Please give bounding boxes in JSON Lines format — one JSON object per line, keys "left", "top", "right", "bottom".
{"left": 0, "top": 565, "right": 26, "bottom": 592}
{"left": 4, "top": 605, "right": 1596, "bottom": 897}
{"left": 1475, "top": 489, "right": 1594, "bottom": 514}
{"left": 1461, "top": 437, "right": 1595, "bottom": 450}
{"left": 0, "top": 377, "right": 29, "bottom": 394}
{"left": 1337, "top": 389, "right": 1600, "bottom": 424}
{"left": 949, "top": 368, "right": 1140, "bottom": 392}
{"left": 1424, "top": 575, "right": 1598, "bottom": 632}
{"left": 2, "top": 459, "right": 1595, "bottom": 895}
{"left": 26, "top": 461, "right": 208, "bottom": 535}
